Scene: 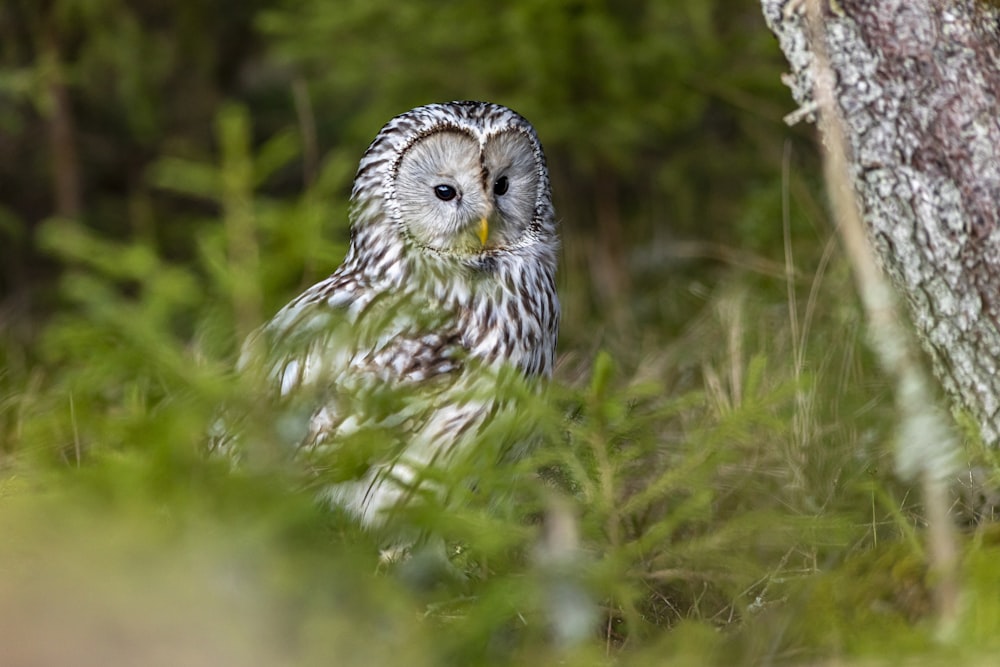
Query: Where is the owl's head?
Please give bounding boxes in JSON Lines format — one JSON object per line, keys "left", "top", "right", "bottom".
{"left": 349, "top": 102, "right": 556, "bottom": 265}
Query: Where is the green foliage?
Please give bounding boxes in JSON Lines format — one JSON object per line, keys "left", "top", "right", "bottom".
{"left": 0, "top": 1, "right": 994, "bottom": 664}
{"left": 3, "top": 201, "right": 991, "bottom": 666}
{"left": 0, "top": 164, "right": 933, "bottom": 665}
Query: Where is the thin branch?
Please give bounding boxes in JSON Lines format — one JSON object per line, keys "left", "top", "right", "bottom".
{"left": 41, "top": 22, "right": 82, "bottom": 218}
{"left": 800, "top": 0, "right": 961, "bottom": 634}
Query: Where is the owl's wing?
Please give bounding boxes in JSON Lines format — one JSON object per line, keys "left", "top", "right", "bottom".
{"left": 231, "top": 271, "right": 468, "bottom": 456}
{"left": 238, "top": 275, "right": 363, "bottom": 399}
{"left": 244, "top": 274, "right": 465, "bottom": 390}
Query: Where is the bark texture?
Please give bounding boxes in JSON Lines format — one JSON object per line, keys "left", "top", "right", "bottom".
{"left": 762, "top": 0, "right": 1000, "bottom": 444}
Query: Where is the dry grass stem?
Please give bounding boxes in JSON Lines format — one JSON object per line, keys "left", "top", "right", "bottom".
{"left": 802, "top": 0, "right": 962, "bottom": 633}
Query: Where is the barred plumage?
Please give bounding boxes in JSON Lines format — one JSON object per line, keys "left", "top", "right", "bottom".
{"left": 236, "top": 101, "right": 559, "bottom": 526}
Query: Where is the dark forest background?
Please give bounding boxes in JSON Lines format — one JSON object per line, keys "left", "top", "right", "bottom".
{"left": 0, "top": 0, "right": 814, "bottom": 334}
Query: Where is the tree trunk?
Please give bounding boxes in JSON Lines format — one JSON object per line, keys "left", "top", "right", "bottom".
{"left": 41, "top": 22, "right": 82, "bottom": 219}
{"left": 761, "top": 0, "right": 1000, "bottom": 444}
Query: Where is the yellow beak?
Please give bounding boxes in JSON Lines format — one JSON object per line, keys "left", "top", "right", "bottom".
{"left": 477, "top": 218, "right": 489, "bottom": 246}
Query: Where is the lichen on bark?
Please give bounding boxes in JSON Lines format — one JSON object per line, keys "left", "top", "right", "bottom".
{"left": 762, "top": 0, "right": 1000, "bottom": 444}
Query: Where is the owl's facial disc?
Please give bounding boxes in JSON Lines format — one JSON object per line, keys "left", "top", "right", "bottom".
{"left": 393, "top": 128, "right": 541, "bottom": 257}
{"left": 482, "top": 130, "right": 539, "bottom": 247}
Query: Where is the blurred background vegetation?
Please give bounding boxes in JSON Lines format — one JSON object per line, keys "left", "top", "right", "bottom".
{"left": 1, "top": 0, "right": 998, "bottom": 665}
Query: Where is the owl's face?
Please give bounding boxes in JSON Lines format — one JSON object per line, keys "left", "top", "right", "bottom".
{"left": 393, "top": 128, "right": 542, "bottom": 256}
{"left": 349, "top": 102, "right": 555, "bottom": 268}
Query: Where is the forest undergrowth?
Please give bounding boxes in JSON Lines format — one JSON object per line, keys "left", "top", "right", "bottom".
{"left": 4, "top": 154, "right": 1000, "bottom": 665}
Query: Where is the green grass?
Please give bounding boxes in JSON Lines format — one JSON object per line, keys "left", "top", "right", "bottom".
{"left": 1, "top": 117, "right": 997, "bottom": 667}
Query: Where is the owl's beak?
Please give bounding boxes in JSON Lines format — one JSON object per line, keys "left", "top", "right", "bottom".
{"left": 476, "top": 218, "right": 489, "bottom": 246}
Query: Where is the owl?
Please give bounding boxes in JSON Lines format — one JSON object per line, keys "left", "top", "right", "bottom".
{"left": 233, "top": 101, "right": 560, "bottom": 527}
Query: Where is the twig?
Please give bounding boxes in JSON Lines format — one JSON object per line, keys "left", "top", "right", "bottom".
{"left": 69, "top": 393, "right": 80, "bottom": 467}
{"left": 801, "top": 0, "right": 962, "bottom": 635}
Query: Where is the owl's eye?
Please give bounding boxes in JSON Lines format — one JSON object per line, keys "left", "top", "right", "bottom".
{"left": 493, "top": 176, "right": 509, "bottom": 196}
{"left": 434, "top": 184, "right": 457, "bottom": 201}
